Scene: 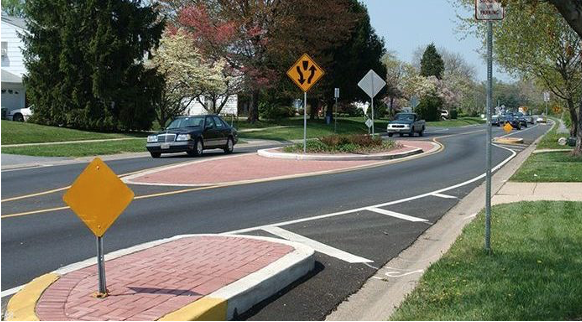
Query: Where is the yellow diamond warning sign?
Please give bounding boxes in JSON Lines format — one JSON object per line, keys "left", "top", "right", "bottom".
{"left": 63, "top": 158, "right": 134, "bottom": 237}
{"left": 287, "top": 53, "right": 325, "bottom": 92}
{"left": 503, "top": 122, "right": 513, "bottom": 134}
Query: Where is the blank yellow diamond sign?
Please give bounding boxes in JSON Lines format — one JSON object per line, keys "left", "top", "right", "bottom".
{"left": 63, "top": 158, "right": 134, "bottom": 237}
{"left": 503, "top": 122, "right": 513, "bottom": 134}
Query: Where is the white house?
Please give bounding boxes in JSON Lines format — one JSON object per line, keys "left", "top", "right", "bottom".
{"left": 185, "top": 95, "right": 238, "bottom": 116}
{"left": 1, "top": 14, "right": 28, "bottom": 114}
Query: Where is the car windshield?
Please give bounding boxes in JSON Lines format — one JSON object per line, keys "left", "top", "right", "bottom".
{"left": 395, "top": 114, "right": 415, "bottom": 121}
{"left": 166, "top": 117, "right": 205, "bottom": 129}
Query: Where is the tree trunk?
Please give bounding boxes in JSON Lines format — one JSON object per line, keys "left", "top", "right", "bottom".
{"left": 567, "top": 98, "right": 578, "bottom": 137}
{"left": 326, "top": 98, "right": 334, "bottom": 121}
{"left": 309, "top": 98, "right": 318, "bottom": 120}
{"left": 247, "top": 90, "right": 259, "bottom": 124}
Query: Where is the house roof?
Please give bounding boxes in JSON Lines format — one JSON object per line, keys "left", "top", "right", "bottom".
{"left": 1, "top": 14, "right": 27, "bottom": 30}
{"left": 1, "top": 69, "right": 22, "bottom": 84}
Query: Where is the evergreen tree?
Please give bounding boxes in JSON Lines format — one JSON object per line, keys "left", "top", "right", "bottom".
{"left": 23, "top": 0, "right": 164, "bottom": 131}
{"left": 420, "top": 43, "right": 444, "bottom": 80}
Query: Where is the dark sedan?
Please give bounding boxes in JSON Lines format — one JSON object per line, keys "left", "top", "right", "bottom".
{"left": 146, "top": 115, "right": 238, "bottom": 158}
{"left": 503, "top": 114, "right": 522, "bottom": 130}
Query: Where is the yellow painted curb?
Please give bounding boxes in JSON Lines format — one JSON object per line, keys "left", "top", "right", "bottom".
{"left": 494, "top": 137, "right": 524, "bottom": 144}
{"left": 5, "top": 273, "right": 60, "bottom": 321}
{"left": 159, "top": 297, "right": 227, "bottom": 321}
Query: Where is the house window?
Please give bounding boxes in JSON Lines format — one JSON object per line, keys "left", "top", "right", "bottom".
{"left": 1, "top": 42, "right": 7, "bottom": 58}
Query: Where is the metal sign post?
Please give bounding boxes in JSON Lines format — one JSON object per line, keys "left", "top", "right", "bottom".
{"left": 286, "top": 53, "right": 325, "bottom": 153}
{"left": 544, "top": 91, "right": 550, "bottom": 117}
{"left": 97, "top": 236, "right": 106, "bottom": 295}
{"left": 334, "top": 88, "right": 339, "bottom": 133}
{"left": 304, "top": 92, "right": 307, "bottom": 153}
{"left": 476, "top": 0, "right": 504, "bottom": 254}
{"left": 358, "top": 70, "right": 386, "bottom": 137}
{"left": 63, "top": 158, "right": 134, "bottom": 297}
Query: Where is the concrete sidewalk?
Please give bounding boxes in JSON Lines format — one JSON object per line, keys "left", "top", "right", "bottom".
{"left": 5, "top": 235, "right": 314, "bottom": 321}
{"left": 492, "top": 182, "right": 582, "bottom": 204}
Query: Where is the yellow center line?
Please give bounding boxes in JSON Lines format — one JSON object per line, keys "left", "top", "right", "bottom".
{"left": 1, "top": 129, "right": 489, "bottom": 220}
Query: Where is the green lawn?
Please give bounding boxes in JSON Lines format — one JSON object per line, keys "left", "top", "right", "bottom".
{"left": 536, "top": 118, "right": 572, "bottom": 150}
{"left": 391, "top": 201, "right": 582, "bottom": 321}
{"left": 1, "top": 120, "right": 136, "bottom": 145}
{"left": 2, "top": 139, "right": 147, "bottom": 157}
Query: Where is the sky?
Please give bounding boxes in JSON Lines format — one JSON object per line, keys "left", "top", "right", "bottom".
{"left": 360, "top": 0, "right": 513, "bottom": 82}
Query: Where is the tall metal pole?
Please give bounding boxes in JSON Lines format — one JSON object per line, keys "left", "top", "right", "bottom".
{"left": 334, "top": 97, "right": 338, "bottom": 133}
{"left": 371, "top": 77, "right": 375, "bottom": 136}
{"left": 97, "top": 236, "right": 107, "bottom": 295}
{"left": 304, "top": 92, "right": 307, "bottom": 153}
{"left": 485, "top": 20, "right": 493, "bottom": 253}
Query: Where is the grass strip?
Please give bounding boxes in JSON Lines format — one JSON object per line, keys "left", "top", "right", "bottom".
{"left": 2, "top": 139, "right": 147, "bottom": 157}
{"left": 391, "top": 201, "right": 582, "bottom": 321}
{"left": 1, "top": 120, "right": 145, "bottom": 145}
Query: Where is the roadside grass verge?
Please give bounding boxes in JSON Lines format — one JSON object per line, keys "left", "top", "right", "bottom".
{"left": 2, "top": 139, "right": 146, "bottom": 157}
{"left": 1, "top": 120, "right": 146, "bottom": 145}
{"left": 536, "top": 118, "right": 569, "bottom": 150}
{"left": 391, "top": 201, "right": 582, "bottom": 321}
{"left": 511, "top": 152, "right": 582, "bottom": 182}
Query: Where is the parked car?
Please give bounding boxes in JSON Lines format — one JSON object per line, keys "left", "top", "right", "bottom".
{"left": 515, "top": 112, "right": 528, "bottom": 128}
{"left": 146, "top": 115, "right": 238, "bottom": 158}
{"left": 6, "top": 107, "right": 32, "bottom": 122}
{"left": 387, "top": 113, "right": 426, "bottom": 137}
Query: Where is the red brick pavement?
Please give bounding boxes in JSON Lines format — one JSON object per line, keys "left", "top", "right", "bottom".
{"left": 35, "top": 236, "right": 293, "bottom": 321}
{"left": 130, "top": 140, "right": 434, "bottom": 186}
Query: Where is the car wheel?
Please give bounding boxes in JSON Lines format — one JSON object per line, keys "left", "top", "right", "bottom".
{"left": 399, "top": 133, "right": 404, "bottom": 137}
{"left": 524, "top": 123, "right": 528, "bottom": 128}
{"left": 388, "top": 133, "right": 393, "bottom": 137}
{"left": 193, "top": 138, "right": 204, "bottom": 156}
{"left": 150, "top": 152, "right": 161, "bottom": 158}
{"left": 13, "top": 113, "right": 24, "bottom": 122}
{"left": 224, "top": 137, "right": 234, "bottom": 154}
{"left": 409, "top": 127, "right": 415, "bottom": 137}
{"left": 419, "top": 126, "right": 425, "bottom": 137}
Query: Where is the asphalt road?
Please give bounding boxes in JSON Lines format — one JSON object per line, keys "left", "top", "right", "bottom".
{"left": 1, "top": 123, "right": 549, "bottom": 320}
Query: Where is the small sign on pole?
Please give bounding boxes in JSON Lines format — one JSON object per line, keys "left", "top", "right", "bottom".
{"left": 475, "top": 0, "right": 504, "bottom": 20}
{"left": 63, "top": 158, "right": 134, "bottom": 297}
{"left": 543, "top": 91, "right": 551, "bottom": 102}
{"left": 410, "top": 96, "right": 419, "bottom": 110}
{"left": 358, "top": 70, "right": 386, "bottom": 136}
{"left": 334, "top": 88, "right": 340, "bottom": 133}
{"left": 287, "top": 54, "right": 325, "bottom": 153}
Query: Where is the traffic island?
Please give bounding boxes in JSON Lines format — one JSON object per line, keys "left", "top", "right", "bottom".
{"left": 123, "top": 140, "right": 439, "bottom": 186}
{"left": 5, "top": 235, "right": 315, "bottom": 321}
{"left": 493, "top": 137, "right": 524, "bottom": 145}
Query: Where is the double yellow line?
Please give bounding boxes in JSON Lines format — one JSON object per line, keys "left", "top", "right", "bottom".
{"left": 1, "top": 134, "right": 463, "bottom": 220}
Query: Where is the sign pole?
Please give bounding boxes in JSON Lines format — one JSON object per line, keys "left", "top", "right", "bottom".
{"left": 304, "top": 91, "right": 307, "bottom": 153}
{"left": 371, "top": 77, "right": 375, "bottom": 136}
{"left": 485, "top": 20, "right": 493, "bottom": 254}
{"left": 97, "top": 236, "right": 107, "bottom": 295}
{"left": 334, "top": 97, "right": 338, "bottom": 133}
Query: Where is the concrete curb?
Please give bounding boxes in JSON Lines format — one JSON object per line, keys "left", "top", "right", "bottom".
{"left": 493, "top": 137, "right": 524, "bottom": 144}
{"left": 532, "top": 148, "right": 573, "bottom": 154}
{"left": 257, "top": 145, "right": 424, "bottom": 161}
{"left": 5, "top": 234, "right": 315, "bottom": 321}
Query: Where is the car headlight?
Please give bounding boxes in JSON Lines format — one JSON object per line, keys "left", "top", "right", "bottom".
{"left": 176, "top": 134, "right": 191, "bottom": 141}
{"left": 147, "top": 135, "right": 158, "bottom": 143}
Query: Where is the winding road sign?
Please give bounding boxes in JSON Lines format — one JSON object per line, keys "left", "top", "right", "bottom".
{"left": 287, "top": 53, "right": 325, "bottom": 92}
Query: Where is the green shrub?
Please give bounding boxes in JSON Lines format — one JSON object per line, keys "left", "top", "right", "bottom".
{"left": 450, "top": 109, "right": 458, "bottom": 119}
{"left": 283, "top": 134, "right": 397, "bottom": 154}
{"left": 259, "top": 102, "right": 295, "bottom": 120}
{"left": 416, "top": 95, "right": 442, "bottom": 121}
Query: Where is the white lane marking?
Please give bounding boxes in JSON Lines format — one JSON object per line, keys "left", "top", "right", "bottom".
{"left": 226, "top": 144, "right": 517, "bottom": 236}
{"left": 262, "top": 226, "right": 373, "bottom": 264}
{"left": 366, "top": 207, "right": 428, "bottom": 222}
{"left": 463, "top": 213, "right": 478, "bottom": 220}
{"left": 432, "top": 193, "right": 458, "bottom": 199}
{"left": 2, "top": 140, "right": 520, "bottom": 299}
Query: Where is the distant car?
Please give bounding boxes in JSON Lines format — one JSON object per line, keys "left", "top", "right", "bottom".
{"left": 492, "top": 115, "right": 501, "bottom": 126}
{"left": 6, "top": 107, "right": 32, "bottom": 122}
{"left": 504, "top": 114, "right": 521, "bottom": 130}
{"left": 146, "top": 115, "right": 238, "bottom": 158}
{"left": 515, "top": 112, "right": 528, "bottom": 128}
{"left": 387, "top": 113, "right": 426, "bottom": 137}
{"left": 536, "top": 116, "right": 546, "bottom": 123}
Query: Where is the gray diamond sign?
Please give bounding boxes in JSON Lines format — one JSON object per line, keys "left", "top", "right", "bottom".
{"left": 358, "top": 70, "right": 386, "bottom": 99}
